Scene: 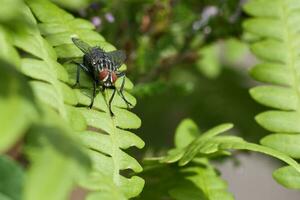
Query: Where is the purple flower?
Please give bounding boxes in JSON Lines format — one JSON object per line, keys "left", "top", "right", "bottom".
{"left": 105, "top": 12, "right": 115, "bottom": 23}
{"left": 193, "top": 6, "right": 218, "bottom": 31}
{"left": 91, "top": 16, "right": 102, "bottom": 27}
{"left": 202, "top": 6, "right": 218, "bottom": 19}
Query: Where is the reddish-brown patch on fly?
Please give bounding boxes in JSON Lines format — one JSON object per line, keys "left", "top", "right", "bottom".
{"left": 99, "top": 69, "right": 109, "bottom": 81}
{"left": 111, "top": 72, "right": 117, "bottom": 83}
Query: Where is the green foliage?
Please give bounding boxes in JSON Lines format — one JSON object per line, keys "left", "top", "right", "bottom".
{"left": 31, "top": 0, "right": 143, "bottom": 198}
{"left": 196, "top": 38, "right": 248, "bottom": 80}
{"left": 244, "top": 0, "right": 300, "bottom": 188}
{"left": 0, "top": 59, "right": 37, "bottom": 153}
{"left": 0, "top": 1, "right": 91, "bottom": 197}
{"left": 138, "top": 117, "right": 300, "bottom": 199}
{"left": 0, "top": 0, "right": 144, "bottom": 199}
{"left": 196, "top": 43, "right": 221, "bottom": 79}
{"left": 0, "top": 0, "right": 37, "bottom": 154}
{"left": 50, "top": 0, "right": 90, "bottom": 10}
{"left": 140, "top": 159, "right": 234, "bottom": 200}
{"left": 2, "top": 0, "right": 300, "bottom": 199}
{"left": 0, "top": 156, "right": 24, "bottom": 200}
{"left": 138, "top": 119, "right": 234, "bottom": 200}
{"left": 273, "top": 166, "right": 300, "bottom": 189}
{"left": 25, "top": 0, "right": 144, "bottom": 198}
{"left": 162, "top": 119, "right": 300, "bottom": 174}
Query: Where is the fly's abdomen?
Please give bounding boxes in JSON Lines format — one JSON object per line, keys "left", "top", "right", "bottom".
{"left": 98, "top": 57, "right": 117, "bottom": 84}
{"left": 98, "top": 68, "right": 109, "bottom": 81}
{"left": 98, "top": 68, "right": 117, "bottom": 84}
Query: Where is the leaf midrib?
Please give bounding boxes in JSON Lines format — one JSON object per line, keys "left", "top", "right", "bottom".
{"left": 103, "top": 89, "right": 121, "bottom": 185}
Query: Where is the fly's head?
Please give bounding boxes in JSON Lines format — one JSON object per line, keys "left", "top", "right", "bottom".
{"left": 89, "top": 49, "right": 101, "bottom": 65}
{"left": 90, "top": 57, "right": 96, "bottom": 66}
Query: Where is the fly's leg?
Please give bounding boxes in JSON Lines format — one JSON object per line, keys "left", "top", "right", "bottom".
{"left": 100, "top": 85, "right": 115, "bottom": 116}
{"left": 72, "top": 61, "right": 89, "bottom": 88}
{"left": 116, "top": 72, "right": 132, "bottom": 108}
{"left": 108, "top": 86, "right": 117, "bottom": 116}
{"left": 73, "top": 64, "right": 80, "bottom": 87}
{"left": 101, "top": 85, "right": 105, "bottom": 92}
{"left": 89, "top": 81, "right": 97, "bottom": 108}
{"left": 71, "top": 61, "right": 95, "bottom": 109}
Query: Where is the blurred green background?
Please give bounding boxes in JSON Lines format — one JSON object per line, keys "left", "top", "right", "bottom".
{"left": 74, "top": 0, "right": 268, "bottom": 155}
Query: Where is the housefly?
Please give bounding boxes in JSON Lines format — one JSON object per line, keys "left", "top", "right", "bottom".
{"left": 71, "top": 37, "right": 132, "bottom": 116}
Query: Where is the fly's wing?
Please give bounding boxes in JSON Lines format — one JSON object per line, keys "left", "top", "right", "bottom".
{"left": 71, "top": 37, "right": 92, "bottom": 54}
{"left": 106, "top": 50, "right": 126, "bottom": 68}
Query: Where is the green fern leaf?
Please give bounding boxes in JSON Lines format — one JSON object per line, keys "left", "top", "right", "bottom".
{"left": 13, "top": 7, "right": 69, "bottom": 118}
{"left": 196, "top": 43, "right": 221, "bottom": 79}
{"left": 51, "top": 0, "right": 90, "bottom": 10}
{"left": 0, "top": 2, "right": 90, "bottom": 200}
{"left": 0, "top": 28, "right": 20, "bottom": 67}
{"left": 22, "top": 105, "right": 90, "bottom": 200}
{"left": 140, "top": 159, "right": 234, "bottom": 200}
{"left": 0, "top": 28, "right": 37, "bottom": 153}
{"left": 0, "top": 156, "right": 24, "bottom": 200}
{"left": 174, "top": 118, "right": 200, "bottom": 148}
{"left": 273, "top": 166, "right": 300, "bottom": 189}
{"left": 0, "top": 4, "right": 75, "bottom": 200}
{"left": 140, "top": 119, "right": 234, "bottom": 200}
{"left": 0, "top": 82, "right": 36, "bottom": 152}
{"left": 244, "top": 0, "right": 300, "bottom": 188}
{"left": 163, "top": 118, "right": 300, "bottom": 191}
{"left": 261, "top": 134, "right": 300, "bottom": 159}
{"left": 0, "top": 2, "right": 37, "bottom": 152}
{"left": 25, "top": 0, "right": 145, "bottom": 198}
{"left": 168, "top": 125, "right": 300, "bottom": 173}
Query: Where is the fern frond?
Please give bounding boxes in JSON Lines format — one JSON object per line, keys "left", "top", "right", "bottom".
{"left": 0, "top": 37, "right": 37, "bottom": 153}
{"left": 0, "top": 0, "right": 143, "bottom": 198}
{"left": 140, "top": 158, "right": 234, "bottom": 200}
{"left": 163, "top": 120, "right": 300, "bottom": 171}
{"left": 243, "top": 0, "right": 300, "bottom": 188}
{"left": 5, "top": 6, "right": 91, "bottom": 200}
{"left": 25, "top": 0, "right": 145, "bottom": 198}
{"left": 0, "top": 1, "right": 39, "bottom": 153}
{"left": 139, "top": 119, "right": 234, "bottom": 200}
{"left": 0, "top": 2, "right": 77, "bottom": 199}
{"left": 162, "top": 118, "right": 300, "bottom": 199}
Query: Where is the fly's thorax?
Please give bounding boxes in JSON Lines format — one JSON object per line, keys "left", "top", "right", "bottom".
{"left": 88, "top": 48, "right": 105, "bottom": 67}
{"left": 99, "top": 56, "right": 116, "bottom": 71}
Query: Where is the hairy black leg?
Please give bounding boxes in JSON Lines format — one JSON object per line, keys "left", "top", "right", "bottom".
{"left": 89, "top": 81, "right": 96, "bottom": 108}
{"left": 109, "top": 87, "right": 117, "bottom": 116}
{"left": 101, "top": 85, "right": 105, "bottom": 92}
{"left": 72, "top": 61, "right": 89, "bottom": 88}
{"left": 116, "top": 72, "right": 132, "bottom": 108}
{"left": 72, "top": 64, "right": 80, "bottom": 88}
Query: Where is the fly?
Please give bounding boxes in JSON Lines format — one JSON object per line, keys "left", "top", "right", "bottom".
{"left": 71, "top": 37, "right": 132, "bottom": 116}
